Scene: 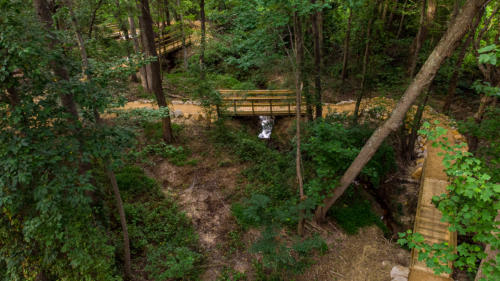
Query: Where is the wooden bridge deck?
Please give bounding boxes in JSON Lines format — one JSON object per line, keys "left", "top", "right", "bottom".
{"left": 217, "top": 89, "right": 306, "bottom": 116}
{"left": 408, "top": 129, "right": 460, "bottom": 281}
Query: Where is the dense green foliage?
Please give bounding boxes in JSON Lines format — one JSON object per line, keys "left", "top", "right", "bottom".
{"left": 2, "top": 0, "right": 499, "bottom": 279}
{"left": 112, "top": 167, "right": 201, "bottom": 280}
{"left": 302, "top": 119, "right": 396, "bottom": 205}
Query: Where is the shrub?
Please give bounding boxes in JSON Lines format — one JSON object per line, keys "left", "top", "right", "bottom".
{"left": 143, "top": 121, "right": 184, "bottom": 143}
{"left": 302, "top": 120, "right": 396, "bottom": 205}
{"left": 115, "top": 165, "right": 158, "bottom": 200}
{"left": 329, "top": 188, "right": 389, "bottom": 235}
{"left": 140, "top": 143, "right": 195, "bottom": 166}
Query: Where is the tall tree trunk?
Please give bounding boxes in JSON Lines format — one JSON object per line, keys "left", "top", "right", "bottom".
{"left": 312, "top": 2, "right": 323, "bottom": 119}
{"left": 137, "top": 10, "right": 154, "bottom": 92}
{"left": 341, "top": 7, "right": 352, "bottom": 84}
{"left": 65, "top": 2, "right": 133, "bottom": 277}
{"left": 294, "top": 12, "right": 305, "bottom": 236}
{"left": 408, "top": 0, "right": 427, "bottom": 78}
{"left": 381, "top": 0, "right": 389, "bottom": 22}
{"left": 353, "top": 5, "right": 376, "bottom": 123}
{"left": 165, "top": 0, "right": 171, "bottom": 26}
{"left": 408, "top": 0, "right": 437, "bottom": 78}
{"left": 33, "top": 0, "right": 79, "bottom": 120}
{"left": 407, "top": 88, "right": 430, "bottom": 160}
{"left": 200, "top": 0, "right": 206, "bottom": 77}
{"left": 138, "top": 0, "right": 174, "bottom": 143}
{"left": 386, "top": 0, "right": 396, "bottom": 29}
{"left": 396, "top": 0, "right": 409, "bottom": 38}
{"left": 88, "top": 0, "right": 104, "bottom": 38}
{"left": 128, "top": 16, "right": 149, "bottom": 90}
{"left": 314, "top": 0, "right": 488, "bottom": 222}
{"left": 114, "top": 0, "right": 138, "bottom": 82}
{"left": 177, "top": 0, "right": 188, "bottom": 70}
{"left": 442, "top": 9, "right": 484, "bottom": 112}
{"left": 106, "top": 163, "right": 132, "bottom": 279}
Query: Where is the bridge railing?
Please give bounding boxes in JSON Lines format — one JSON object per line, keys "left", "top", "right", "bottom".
{"left": 217, "top": 89, "right": 306, "bottom": 116}
{"left": 155, "top": 31, "right": 192, "bottom": 55}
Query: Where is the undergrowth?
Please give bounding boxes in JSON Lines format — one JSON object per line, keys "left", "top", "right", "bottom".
{"left": 95, "top": 165, "right": 202, "bottom": 280}
{"left": 210, "top": 115, "right": 396, "bottom": 278}
{"left": 328, "top": 187, "right": 390, "bottom": 235}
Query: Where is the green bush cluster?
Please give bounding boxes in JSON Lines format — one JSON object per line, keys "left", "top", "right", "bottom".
{"left": 329, "top": 188, "right": 389, "bottom": 235}
{"left": 113, "top": 166, "right": 201, "bottom": 280}
{"left": 302, "top": 120, "right": 396, "bottom": 205}
{"left": 138, "top": 143, "right": 197, "bottom": 166}
{"left": 143, "top": 121, "right": 184, "bottom": 143}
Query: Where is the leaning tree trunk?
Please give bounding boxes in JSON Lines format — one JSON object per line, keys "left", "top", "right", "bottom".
{"left": 138, "top": 0, "right": 173, "bottom": 143}
{"left": 314, "top": 0, "right": 489, "bottom": 222}
{"left": 341, "top": 7, "right": 353, "bottom": 85}
{"left": 312, "top": 1, "right": 323, "bottom": 119}
{"left": 65, "top": 2, "right": 133, "bottom": 277}
{"left": 128, "top": 16, "right": 149, "bottom": 90}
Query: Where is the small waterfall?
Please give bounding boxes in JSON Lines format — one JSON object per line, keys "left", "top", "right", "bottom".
{"left": 258, "top": 116, "right": 274, "bottom": 139}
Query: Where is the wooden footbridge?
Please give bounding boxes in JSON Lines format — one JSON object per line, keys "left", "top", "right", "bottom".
{"left": 155, "top": 31, "right": 192, "bottom": 55}
{"left": 217, "top": 89, "right": 306, "bottom": 116}
{"left": 103, "top": 23, "right": 193, "bottom": 56}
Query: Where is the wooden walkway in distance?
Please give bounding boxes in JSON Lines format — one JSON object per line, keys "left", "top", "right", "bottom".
{"left": 217, "top": 89, "right": 306, "bottom": 116}
{"left": 155, "top": 32, "right": 192, "bottom": 55}
{"left": 102, "top": 22, "right": 193, "bottom": 56}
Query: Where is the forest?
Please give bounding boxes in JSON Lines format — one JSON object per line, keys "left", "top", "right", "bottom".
{"left": 0, "top": 0, "right": 499, "bottom": 280}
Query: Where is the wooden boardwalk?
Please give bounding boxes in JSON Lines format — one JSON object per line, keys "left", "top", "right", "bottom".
{"left": 217, "top": 89, "right": 306, "bottom": 116}
{"left": 408, "top": 129, "right": 461, "bottom": 281}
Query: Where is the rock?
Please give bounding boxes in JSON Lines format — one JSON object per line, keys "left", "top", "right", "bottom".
{"left": 196, "top": 114, "right": 204, "bottom": 121}
{"left": 416, "top": 158, "right": 425, "bottom": 165}
{"left": 183, "top": 113, "right": 192, "bottom": 119}
{"left": 173, "top": 110, "right": 183, "bottom": 118}
{"left": 411, "top": 167, "right": 423, "bottom": 180}
{"left": 391, "top": 265, "right": 409, "bottom": 280}
{"left": 172, "top": 100, "right": 184, "bottom": 105}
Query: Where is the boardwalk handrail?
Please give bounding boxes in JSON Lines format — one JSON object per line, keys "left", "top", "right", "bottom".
{"left": 217, "top": 89, "right": 305, "bottom": 116}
